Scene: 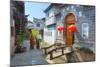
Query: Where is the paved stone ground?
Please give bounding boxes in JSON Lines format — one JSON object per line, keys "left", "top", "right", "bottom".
{"left": 11, "top": 49, "right": 48, "bottom": 66}
{"left": 10, "top": 40, "right": 95, "bottom": 66}
{"left": 10, "top": 40, "right": 48, "bottom": 66}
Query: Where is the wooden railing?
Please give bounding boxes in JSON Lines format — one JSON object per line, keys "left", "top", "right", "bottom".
{"left": 48, "top": 46, "right": 66, "bottom": 60}
{"left": 42, "top": 43, "right": 71, "bottom": 60}
{"left": 42, "top": 45, "right": 55, "bottom": 55}
{"left": 42, "top": 42, "right": 65, "bottom": 55}
{"left": 42, "top": 43, "right": 82, "bottom": 63}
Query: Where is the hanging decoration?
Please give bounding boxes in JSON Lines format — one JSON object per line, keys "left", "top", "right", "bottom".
{"left": 57, "top": 26, "right": 64, "bottom": 32}
{"left": 67, "top": 25, "right": 77, "bottom": 32}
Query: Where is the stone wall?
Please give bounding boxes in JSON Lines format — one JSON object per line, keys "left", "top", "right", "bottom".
{"left": 61, "top": 5, "right": 95, "bottom": 51}
{"left": 44, "top": 4, "right": 95, "bottom": 50}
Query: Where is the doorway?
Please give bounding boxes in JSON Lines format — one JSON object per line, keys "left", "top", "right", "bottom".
{"left": 64, "top": 13, "right": 76, "bottom": 47}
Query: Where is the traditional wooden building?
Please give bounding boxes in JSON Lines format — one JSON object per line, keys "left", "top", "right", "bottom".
{"left": 10, "top": 1, "right": 28, "bottom": 56}
{"left": 43, "top": 3, "right": 95, "bottom": 52}
{"left": 26, "top": 17, "right": 45, "bottom": 38}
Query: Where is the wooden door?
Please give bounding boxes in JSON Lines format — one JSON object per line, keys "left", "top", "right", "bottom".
{"left": 65, "top": 13, "right": 75, "bottom": 47}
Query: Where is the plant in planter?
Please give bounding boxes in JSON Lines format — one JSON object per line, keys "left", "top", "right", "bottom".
{"left": 15, "top": 34, "right": 27, "bottom": 53}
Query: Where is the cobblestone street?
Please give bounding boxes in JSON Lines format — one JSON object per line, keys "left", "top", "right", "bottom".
{"left": 11, "top": 49, "right": 48, "bottom": 66}
{"left": 11, "top": 40, "right": 48, "bottom": 66}
{"left": 11, "top": 40, "right": 95, "bottom": 66}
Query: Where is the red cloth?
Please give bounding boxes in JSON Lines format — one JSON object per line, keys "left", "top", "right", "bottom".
{"left": 30, "top": 35, "right": 35, "bottom": 46}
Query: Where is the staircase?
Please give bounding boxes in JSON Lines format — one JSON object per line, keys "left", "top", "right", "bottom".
{"left": 41, "top": 39, "right": 83, "bottom": 64}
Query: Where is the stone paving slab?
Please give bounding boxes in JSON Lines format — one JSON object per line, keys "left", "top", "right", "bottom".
{"left": 11, "top": 49, "right": 48, "bottom": 66}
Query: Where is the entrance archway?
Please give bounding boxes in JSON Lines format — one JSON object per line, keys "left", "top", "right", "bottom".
{"left": 64, "top": 13, "right": 76, "bottom": 47}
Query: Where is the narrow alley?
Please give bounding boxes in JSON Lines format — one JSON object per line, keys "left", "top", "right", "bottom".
{"left": 11, "top": 40, "right": 48, "bottom": 66}
{"left": 10, "top": 1, "right": 95, "bottom": 66}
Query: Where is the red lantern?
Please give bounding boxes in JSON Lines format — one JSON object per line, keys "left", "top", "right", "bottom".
{"left": 67, "top": 25, "right": 77, "bottom": 32}
{"left": 57, "top": 26, "right": 64, "bottom": 32}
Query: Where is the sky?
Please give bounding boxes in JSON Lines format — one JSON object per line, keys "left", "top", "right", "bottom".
{"left": 25, "top": 2, "right": 50, "bottom": 22}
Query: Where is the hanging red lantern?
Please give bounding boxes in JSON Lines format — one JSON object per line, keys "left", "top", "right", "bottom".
{"left": 57, "top": 26, "right": 64, "bottom": 32}
{"left": 67, "top": 25, "right": 77, "bottom": 32}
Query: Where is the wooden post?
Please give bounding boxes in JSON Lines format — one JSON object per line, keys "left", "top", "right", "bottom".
{"left": 44, "top": 48, "right": 47, "bottom": 55}
{"left": 50, "top": 52, "right": 53, "bottom": 60}
{"left": 62, "top": 47, "right": 64, "bottom": 55}
{"left": 65, "top": 53, "right": 71, "bottom": 63}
